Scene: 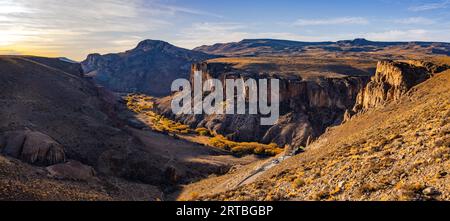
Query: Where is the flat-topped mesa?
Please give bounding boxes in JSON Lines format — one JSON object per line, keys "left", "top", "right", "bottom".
{"left": 158, "top": 61, "right": 367, "bottom": 147}
{"left": 351, "top": 60, "right": 449, "bottom": 114}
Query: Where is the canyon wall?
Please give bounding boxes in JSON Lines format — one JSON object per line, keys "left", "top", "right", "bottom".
{"left": 157, "top": 62, "right": 368, "bottom": 147}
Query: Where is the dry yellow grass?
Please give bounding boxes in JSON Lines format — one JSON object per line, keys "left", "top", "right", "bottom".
{"left": 126, "top": 94, "right": 284, "bottom": 156}
{"left": 207, "top": 56, "right": 376, "bottom": 79}
{"left": 182, "top": 70, "right": 450, "bottom": 201}
{"left": 208, "top": 134, "right": 283, "bottom": 156}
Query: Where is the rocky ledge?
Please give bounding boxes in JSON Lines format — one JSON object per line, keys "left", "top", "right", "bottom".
{"left": 348, "top": 60, "right": 449, "bottom": 117}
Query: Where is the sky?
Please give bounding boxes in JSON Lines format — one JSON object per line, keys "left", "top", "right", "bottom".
{"left": 1, "top": 0, "right": 450, "bottom": 60}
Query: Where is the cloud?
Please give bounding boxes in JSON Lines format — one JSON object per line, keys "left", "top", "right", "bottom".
{"left": 172, "top": 22, "right": 249, "bottom": 48}
{"left": 391, "top": 17, "right": 436, "bottom": 25}
{"left": 293, "top": 17, "right": 369, "bottom": 26}
{"left": 362, "top": 29, "right": 430, "bottom": 41}
{"left": 173, "top": 22, "right": 336, "bottom": 49}
{"left": 0, "top": 0, "right": 218, "bottom": 59}
{"left": 173, "top": 21, "right": 450, "bottom": 49}
{"left": 408, "top": 0, "right": 450, "bottom": 11}
{"left": 156, "top": 4, "right": 224, "bottom": 18}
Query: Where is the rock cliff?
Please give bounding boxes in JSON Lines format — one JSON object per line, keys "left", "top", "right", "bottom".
{"left": 187, "top": 67, "right": 450, "bottom": 201}
{"left": 81, "top": 40, "right": 215, "bottom": 96}
{"left": 157, "top": 61, "right": 368, "bottom": 147}
{"left": 351, "top": 60, "right": 449, "bottom": 115}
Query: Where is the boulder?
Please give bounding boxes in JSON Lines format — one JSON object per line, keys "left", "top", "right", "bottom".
{"left": 422, "top": 187, "right": 440, "bottom": 196}
{"left": 1, "top": 131, "right": 27, "bottom": 157}
{"left": 46, "top": 160, "right": 96, "bottom": 181}
{"left": 0, "top": 130, "right": 66, "bottom": 166}
{"left": 21, "top": 131, "right": 66, "bottom": 166}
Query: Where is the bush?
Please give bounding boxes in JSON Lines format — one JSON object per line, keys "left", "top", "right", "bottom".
{"left": 209, "top": 135, "right": 234, "bottom": 150}
{"left": 126, "top": 94, "right": 284, "bottom": 157}
{"left": 209, "top": 135, "right": 283, "bottom": 156}
{"left": 179, "top": 129, "right": 190, "bottom": 134}
{"left": 293, "top": 178, "right": 306, "bottom": 188}
{"left": 231, "top": 145, "right": 255, "bottom": 155}
{"left": 195, "top": 128, "right": 211, "bottom": 136}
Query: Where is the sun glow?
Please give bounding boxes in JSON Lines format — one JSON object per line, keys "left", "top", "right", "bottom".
{"left": 0, "top": 30, "right": 24, "bottom": 46}
{"left": 0, "top": 1, "right": 29, "bottom": 47}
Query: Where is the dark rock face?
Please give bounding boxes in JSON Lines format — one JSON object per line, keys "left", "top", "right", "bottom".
{"left": 81, "top": 40, "right": 215, "bottom": 96}
{"left": 157, "top": 62, "right": 368, "bottom": 147}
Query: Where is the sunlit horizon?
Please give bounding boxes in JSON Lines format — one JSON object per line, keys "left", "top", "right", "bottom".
{"left": 1, "top": 0, "right": 450, "bottom": 60}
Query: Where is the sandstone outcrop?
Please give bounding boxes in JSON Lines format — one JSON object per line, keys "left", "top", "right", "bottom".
{"left": 351, "top": 60, "right": 449, "bottom": 114}
{"left": 187, "top": 67, "right": 450, "bottom": 201}
{"left": 157, "top": 61, "right": 368, "bottom": 147}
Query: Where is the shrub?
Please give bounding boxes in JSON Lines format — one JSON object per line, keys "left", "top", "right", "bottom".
{"left": 195, "top": 128, "right": 211, "bottom": 136}
{"left": 209, "top": 135, "right": 230, "bottom": 150}
{"left": 293, "top": 178, "right": 306, "bottom": 188}
{"left": 254, "top": 146, "right": 265, "bottom": 155}
{"left": 126, "top": 94, "right": 284, "bottom": 157}
{"left": 208, "top": 135, "right": 283, "bottom": 156}
{"left": 190, "top": 192, "right": 200, "bottom": 200}
{"left": 231, "top": 145, "right": 255, "bottom": 155}
{"left": 265, "top": 148, "right": 284, "bottom": 156}
{"left": 179, "top": 129, "right": 190, "bottom": 134}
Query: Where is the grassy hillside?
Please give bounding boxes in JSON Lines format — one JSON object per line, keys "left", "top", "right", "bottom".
{"left": 179, "top": 69, "right": 450, "bottom": 201}
{"left": 0, "top": 56, "right": 163, "bottom": 200}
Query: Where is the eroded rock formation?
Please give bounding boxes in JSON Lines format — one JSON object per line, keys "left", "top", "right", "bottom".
{"left": 351, "top": 60, "right": 449, "bottom": 114}
{"left": 157, "top": 62, "right": 368, "bottom": 147}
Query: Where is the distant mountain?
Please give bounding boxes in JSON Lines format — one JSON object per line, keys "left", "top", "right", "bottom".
{"left": 194, "top": 38, "right": 450, "bottom": 57}
{"left": 194, "top": 39, "right": 333, "bottom": 55}
{"left": 81, "top": 38, "right": 449, "bottom": 96}
{"left": 81, "top": 40, "right": 216, "bottom": 96}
